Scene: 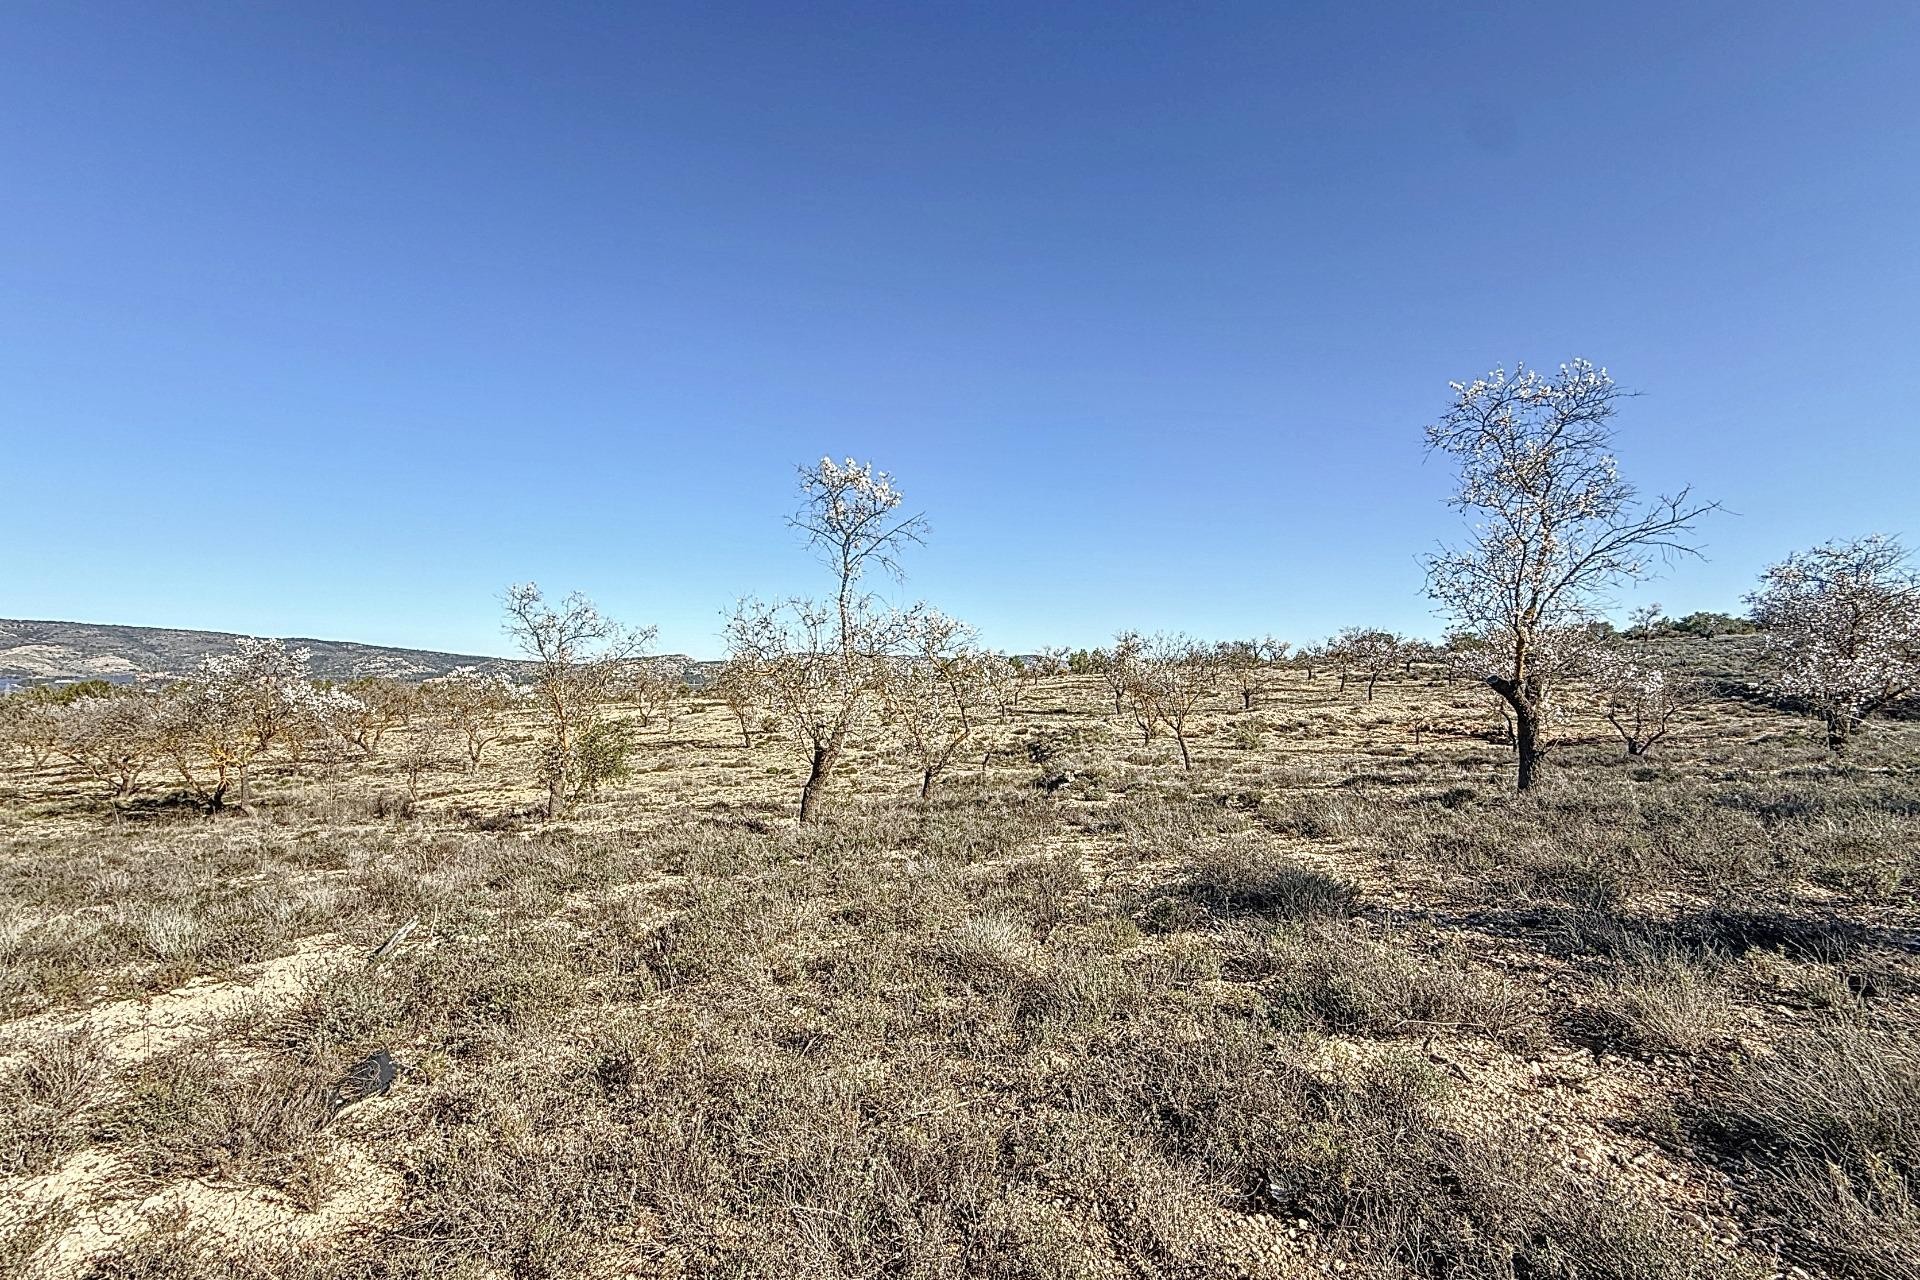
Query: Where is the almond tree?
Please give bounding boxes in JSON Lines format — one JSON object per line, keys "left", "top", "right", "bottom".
{"left": 728, "top": 458, "right": 928, "bottom": 823}
{"left": 159, "top": 638, "right": 355, "bottom": 807}
{"left": 1747, "top": 535, "right": 1920, "bottom": 752}
{"left": 1625, "top": 602, "right": 1665, "bottom": 641}
{"left": 1097, "top": 631, "right": 1145, "bottom": 717}
{"left": 156, "top": 683, "right": 246, "bottom": 809}
{"left": 0, "top": 692, "right": 62, "bottom": 771}
{"left": 880, "top": 609, "right": 1012, "bottom": 798}
{"left": 1424, "top": 360, "right": 1713, "bottom": 790}
{"left": 422, "top": 665, "right": 518, "bottom": 771}
{"left": 709, "top": 657, "right": 770, "bottom": 749}
{"left": 1129, "top": 633, "right": 1215, "bottom": 770}
{"left": 503, "top": 583, "right": 654, "bottom": 819}
{"left": 1326, "top": 634, "right": 1358, "bottom": 694}
{"left": 340, "top": 676, "right": 418, "bottom": 755}
{"left": 628, "top": 657, "right": 691, "bottom": 733}
{"left": 1031, "top": 646, "right": 1071, "bottom": 677}
{"left": 1330, "top": 627, "right": 1406, "bottom": 701}
{"left": 283, "top": 684, "right": 367, "bottom": 767}
{"left": 55, "top": 691, "right": 165, "bottom": 819}
{"left": 1588, "top": 649, "right": 1699, "bottom": 756}
{"left": 725, "top": 595, "right": 910, "bottom": 822}
{"left": 794, "top": 457, "right": 928, "bottom": 664}
{"left": 1215, "top": 640, "right": 1267, "bottom": 710}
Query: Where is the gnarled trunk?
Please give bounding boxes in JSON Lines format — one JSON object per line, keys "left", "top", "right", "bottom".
{"left": 1489, "top": 675, "right": 1546, "bottom": 792}
{"left": 798, "top": 736, "right": 843, "bottom": 824}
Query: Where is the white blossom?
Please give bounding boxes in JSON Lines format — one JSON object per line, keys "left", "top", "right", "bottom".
{"left": 1747, "top": 535, "right": 1920, "bottom": 750}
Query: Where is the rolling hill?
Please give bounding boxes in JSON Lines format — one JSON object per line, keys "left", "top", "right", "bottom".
{"left": 0, "top": 618, "right": 520, "bottom": 685}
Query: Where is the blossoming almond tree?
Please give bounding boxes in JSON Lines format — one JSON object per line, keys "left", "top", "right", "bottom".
{"left": 730, "top": 458, "right": 930, "bottom": 824}
{"left": 1423, "top": 360, "right": 1713, "bottom": 790}
{"left": 1747, "top": 535, "right": 1920, "bottom": 752}
{"left": 1588, "top": 648, "right": 1699, "bottom": 756}
{"left": 158, "top": 637, "right": 360, "bottom": 807}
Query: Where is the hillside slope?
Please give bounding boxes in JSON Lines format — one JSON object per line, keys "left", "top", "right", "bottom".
{"left": 0, "top": 618, "right": 514, "bottom": 684}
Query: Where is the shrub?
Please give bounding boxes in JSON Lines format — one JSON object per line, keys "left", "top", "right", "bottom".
{"left": 1691, "top": 1023, "right": 1920, "bottom": 1278}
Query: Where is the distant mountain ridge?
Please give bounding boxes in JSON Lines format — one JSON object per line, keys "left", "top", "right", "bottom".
{"left": 0, "top": 618, "right": 721, "bottom": 690}
{"left": 0, "top": 618, "right": 520, "bottom": 684}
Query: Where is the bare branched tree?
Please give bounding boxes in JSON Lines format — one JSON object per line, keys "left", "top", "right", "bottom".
{"left": 880, "top": 609, "right": 1012, "bottom": 798}
{"left": 1098, "top": 631, "right": 1145, "bottom": 718}
{"left": 1030, "top": 646, "right": 1071, "bottom": 678}
{"left": 0, "top": 692, "right": 63, "bottom": 772}
{"left": 1423, "top": 360, "right": 1714, "bottom": 790}
{"left": 1215, "top": 640, "right": 1268, "bottom": 711}
{"left": 1128, "top": 633, "right": 1215, "bottom": 770}
{"left": 1329, "top": 627, "right": 1406, "bottom": 702}
{"left": 627, "top": 657, "right": 691, "bottom": 733}
{"left": 1747, "top": 535, "right": 1920, "bottom": 752}
{"left": 422, "top": 665, "right": 518, "bottom": 771}
{"left": 55, "top": 691, "right": 165, "bottom": 820}
{"left": 709, "top": 657, "right": 771, "bottom": 749}
{"left": 725, "top": 595, "right": 909, "bottom": 822}
{"left": 503, "top": 583, "right": 654, "bottom": 819}
{"left": 1293, "top": 642, "right": 1323, "bottom": 683}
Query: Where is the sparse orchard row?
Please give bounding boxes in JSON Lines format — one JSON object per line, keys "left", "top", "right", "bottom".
{"left": 2, "top": 363, "right": 1915, "bottom": 822}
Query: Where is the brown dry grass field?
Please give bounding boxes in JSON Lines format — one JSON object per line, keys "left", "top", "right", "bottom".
{"left": 3, "top": 648, "right": 1917, "bottom": 1280}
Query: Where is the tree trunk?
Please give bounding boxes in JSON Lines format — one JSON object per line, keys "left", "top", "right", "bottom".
{"left": 798, "top": 738, "right": 841, "bottom": 824}
{"left": 919, "top": 765, "right": 936, "bottom": 799}
{"left": 1174, "top": 731, "right": 1192, "bottom": 770}
{"left": 1366, "top": 673, "right": 1379, "bottom": 701}
{"left": 1513, "top": 700, "right": 1543, "bottom": 791}
{"left": 1825, "top": 714, "right": 1854, "bottom": 754}
{"left": 1490, "top": 677, "right": 1545, "bottom": 791}
{"left": 1241, "top": 689, "right": 1253, "bottom": 710}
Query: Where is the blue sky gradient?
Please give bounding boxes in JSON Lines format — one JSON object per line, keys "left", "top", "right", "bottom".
{"left": 3, "top": 2, "right": 1915, "bottom": 656}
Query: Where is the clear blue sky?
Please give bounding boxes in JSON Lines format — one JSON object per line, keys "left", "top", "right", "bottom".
{"left": 3, "top": 2, "right": 1915, "bottom": 657}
